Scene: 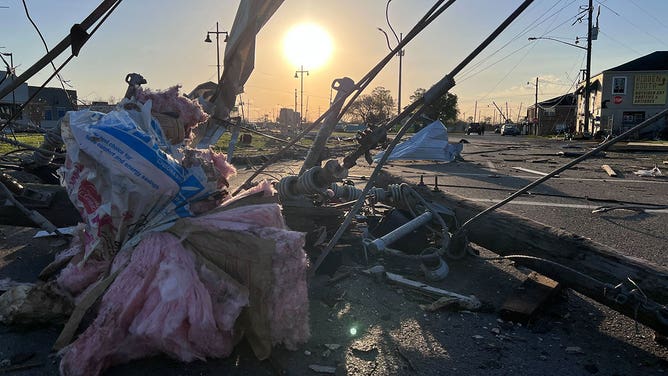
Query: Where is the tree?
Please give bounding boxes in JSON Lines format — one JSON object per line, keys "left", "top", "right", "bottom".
{"left": 409, "top": 88, "right": 459, "bottom": 124}
{"left": 346, "top": 86, "right": 395, "bottom": 125}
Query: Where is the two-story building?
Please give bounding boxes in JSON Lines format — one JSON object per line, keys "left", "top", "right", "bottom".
{"left": 576, "top": 51, "right": 668, "bottom": 139}
{"left": 526, "top": 93, "right": 577, "bottom": 136}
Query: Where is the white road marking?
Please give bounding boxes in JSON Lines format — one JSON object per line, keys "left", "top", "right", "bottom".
{"left": 467, "top": 198, "right": 668, "bottom": 213}
{"left": 405, "top": 170, "right": 668, "bottom": 185}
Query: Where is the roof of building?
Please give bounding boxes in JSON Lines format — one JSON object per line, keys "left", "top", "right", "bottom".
{"left": 604, "top": 51, "right": 668, "bottom": 72}
{"left": 529, "top": 93, "right": 576, "bottom": 109}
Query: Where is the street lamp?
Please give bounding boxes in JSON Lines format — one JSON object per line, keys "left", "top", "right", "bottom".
{"left": 294, "top": 65, "right": 309, "bottom": 125}
{"left": 204, "top": 22, "right": 229, "bottom": 84}
{"left": 528, "top": 2, "right": 595, "bottom": 134}
{"left": 527, "top": 37, "right": 586, "bottom": 50}
{"left": 1, "top": 52, "right": 15, "bottom": 117}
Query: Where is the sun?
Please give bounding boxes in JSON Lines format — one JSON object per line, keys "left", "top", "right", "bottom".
{"left": 283, "top": 23, "right": 333, "bottom": 70}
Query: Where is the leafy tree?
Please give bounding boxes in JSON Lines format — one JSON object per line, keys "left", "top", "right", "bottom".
{"left": 346, "top": 86, "right": 395, "bottom": 125}
{"left": 409, "top": 88, "right": 459, "bottom": 124}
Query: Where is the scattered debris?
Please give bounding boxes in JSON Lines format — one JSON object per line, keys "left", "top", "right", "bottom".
{"left": 512, "top": 166, "right": 557, "bottom": 177}
{"left": 363, "top": 265, "right": 480, "bottom": 310}
{"left": 0, "top": 282, "right": 72, "bottom": 325}
{"left": 601, "top": 164, "right": 618, "bottom": 177}
{"left": 32, "top": 226, "right": 77, "bottom": 238}
{"left": 500, "top": 272, "right": 561, "bottom": 324}
{"left": 633, "top": 166, "right": 662, "bottom": 177}
{"left": 565, "top": 346, "right": 584, "bottom": 355}
{"left": 324, "top": 344, "right": 341, "bottom": 351}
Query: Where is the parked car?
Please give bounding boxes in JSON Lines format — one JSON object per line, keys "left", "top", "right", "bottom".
{"left": 501, "top": 124, "right": 520, "bottom": 136}
{"left": 466, "top": 122, "right": 484, "bottom": 135}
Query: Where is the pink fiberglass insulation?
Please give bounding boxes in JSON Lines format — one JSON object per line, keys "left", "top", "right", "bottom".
{"left": 56, "top": 226, "right": 111, "bottom": 299}
{"left": 135, "top": 85, "right": 209, "bottom": 133}
{"left": 59, "top": 232, "right": 249, "bottom": 376}
{"left": 187, "top": 204, "right": 310, "bottom": 349}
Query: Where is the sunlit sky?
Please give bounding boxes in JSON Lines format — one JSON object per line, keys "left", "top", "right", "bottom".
{"left": 2, "top": 0, "right": 668, "bottom": 123}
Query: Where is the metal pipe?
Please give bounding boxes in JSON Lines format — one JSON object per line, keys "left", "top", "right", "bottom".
{"left": 367, "top": 211, "right": 433, "bottom": 252}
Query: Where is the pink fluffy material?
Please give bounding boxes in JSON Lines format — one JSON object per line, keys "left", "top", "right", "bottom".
{"left": 56, "top": 226, "right": 111, "bottom": 299}
{"left": 59, "top": 232, "right": 249, "bottom": 376}
{"left": 187, "top": 204, "right": 310, "bottom": 349}
{"left": 135, "top": 85, "right": 209, "bottom": 132}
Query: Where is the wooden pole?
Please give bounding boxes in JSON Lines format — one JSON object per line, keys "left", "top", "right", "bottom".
{"left": 412, "top": 185, "right": 668, "bottom": 335}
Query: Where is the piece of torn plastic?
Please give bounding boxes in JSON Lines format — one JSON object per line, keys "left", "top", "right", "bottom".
{"left": 372, "top": 120, "right": 463, "bottom": 163}
{"left": 633, "top": 166, "right": 662, "bottom": 177}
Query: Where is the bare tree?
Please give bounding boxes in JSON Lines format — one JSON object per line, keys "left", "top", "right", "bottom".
{"left": 346, "top": 86, "right": 395, "bottom": 125}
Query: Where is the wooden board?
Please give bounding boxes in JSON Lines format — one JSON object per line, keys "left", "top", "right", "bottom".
{"left": 601, "top": 164, "right": 618, "bottom": 177}
{"left": 500, "top": 272, "right": 561, "bottom": 323}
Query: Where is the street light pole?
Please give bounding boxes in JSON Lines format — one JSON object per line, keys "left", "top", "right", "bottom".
{"left": 294, "top": 65, "right": 309, "bottom": 125}
{"left": 1, "top": 52, "right": 15, "bottom": 117}
{"left": 527, "top": 34, "right": 590, "bottom": 134}
{"left": 397, "top": 33, "right": 404, "bottom": 116}
{"left": 204, "top": 22, "right": 228, "bottom": 84}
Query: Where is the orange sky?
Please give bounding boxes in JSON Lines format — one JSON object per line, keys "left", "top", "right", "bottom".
{"left": 3, "top": 0, "right": 668, "bottom": 123}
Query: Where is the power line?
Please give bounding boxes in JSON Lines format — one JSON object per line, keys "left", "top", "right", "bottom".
{"left": 20, "top": 0, "right": 79, "bottom": 108}
{"left": 459, "top": 0, "right": 576, "bottom": 79}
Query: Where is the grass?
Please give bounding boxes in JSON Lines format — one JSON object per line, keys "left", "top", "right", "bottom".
{"left": 211, "top": 129, "right": 356, "bottom": 157}
{"left": 0, "top": 129, "right": 358, "bottom": 159}
{"left": 0, "top": 133, "right": 45, "bottom": 155}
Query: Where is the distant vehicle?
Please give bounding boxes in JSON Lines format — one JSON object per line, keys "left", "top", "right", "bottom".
{"left": 344, "top": 124, "right": 367, "bottom": 133}
{"left": 466, "top": 122, "right": 484, "bottom": 135}
{"left": 501, "top": 124, "right": 520, "bottom": 136}
{"left": 555, "top": 123, "right": 568, "bottom": 134}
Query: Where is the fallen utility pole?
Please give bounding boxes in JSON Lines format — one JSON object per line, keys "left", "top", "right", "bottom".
{"left": 413, "top": 185, "right": 668, "bottom": 335}
{"left": 311, "top": 0, "right": 536, "bottom": 274}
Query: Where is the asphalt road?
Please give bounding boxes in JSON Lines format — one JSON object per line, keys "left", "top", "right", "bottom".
{"left": 0, "top": 133, "right": 667, "bottom": 375}
{"left": 380, "top": 133, "right": 668, "bottom": 266}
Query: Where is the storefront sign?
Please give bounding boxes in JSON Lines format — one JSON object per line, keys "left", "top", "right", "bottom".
{"left": 633, "top": 74, "right": 667, "bottom": 105}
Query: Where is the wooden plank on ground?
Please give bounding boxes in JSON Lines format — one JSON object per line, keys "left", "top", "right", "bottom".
{"left": 512, "top": 166, "right": 559, "bottom": 177}
{"left": 500, "top": 272, "right": 561, "bottom": 323}
{"left": 601, "top": 164, "right": 618, "bottom": 177}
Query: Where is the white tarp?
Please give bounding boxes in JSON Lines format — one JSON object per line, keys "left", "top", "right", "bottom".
{"left": 373, "top": 120, "right": 463, "bottom": 162}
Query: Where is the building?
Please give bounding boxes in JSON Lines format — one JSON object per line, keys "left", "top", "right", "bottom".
{"left": 28, "top": 86, "right": 78, "bottom": 129}
{"left": 0, "top": 71, "right": 29, "bottom": 122}
{"left": 278, "top": 107, "right": 299, "bottom": 134}
{"left": 0, "top": 71, "right": 78, "bottom": 129}
{"left": 526, "top": 93, "right": 577, "bottom": 136}
{"left": 576, "top": 51, "right": 668, "bottom": 138}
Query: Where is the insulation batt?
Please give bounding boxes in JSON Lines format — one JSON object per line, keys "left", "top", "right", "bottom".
{"left": 58, "top": 202, "right": 309, "bottom": 375}
{"left": 135, "top": 85, "right": 209, "bottom": 134}
{"left": 59, "top": 232, "right": 249, "bottom": 376}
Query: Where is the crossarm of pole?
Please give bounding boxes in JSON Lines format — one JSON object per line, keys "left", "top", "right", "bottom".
{"left": 0, "top": 0, "right": 123, "bottom": 134}
{"left": 0, "top": 0, "right": 122, "bottom": 100}
{"left": 231, "top": 0, "right": 458, "bottom": 195}
{"left": 454, "top": 107, "right": 668, "bottom": 237}
{"left": 310, "top": 0, "right": 537, "bottom": 275}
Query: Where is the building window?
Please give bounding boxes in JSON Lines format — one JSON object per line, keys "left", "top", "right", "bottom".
{"left": 622, "top": 111, "right": 645, "bottom": 125}
{"left": 612, "top": 76, "right": 626, "bottom": 95}
{"left": 44, "top": 108, "right": 53, "bottom": 121}
{"left": 544, "top": 108, "right": 556, "bottom": 117}
{"left": 57, "top": 107, "right": 67, "bottom": 119}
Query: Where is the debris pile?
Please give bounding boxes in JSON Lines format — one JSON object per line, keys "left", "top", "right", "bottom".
{"left": 0, "top": 88, "right": 310, "bottom": 376}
